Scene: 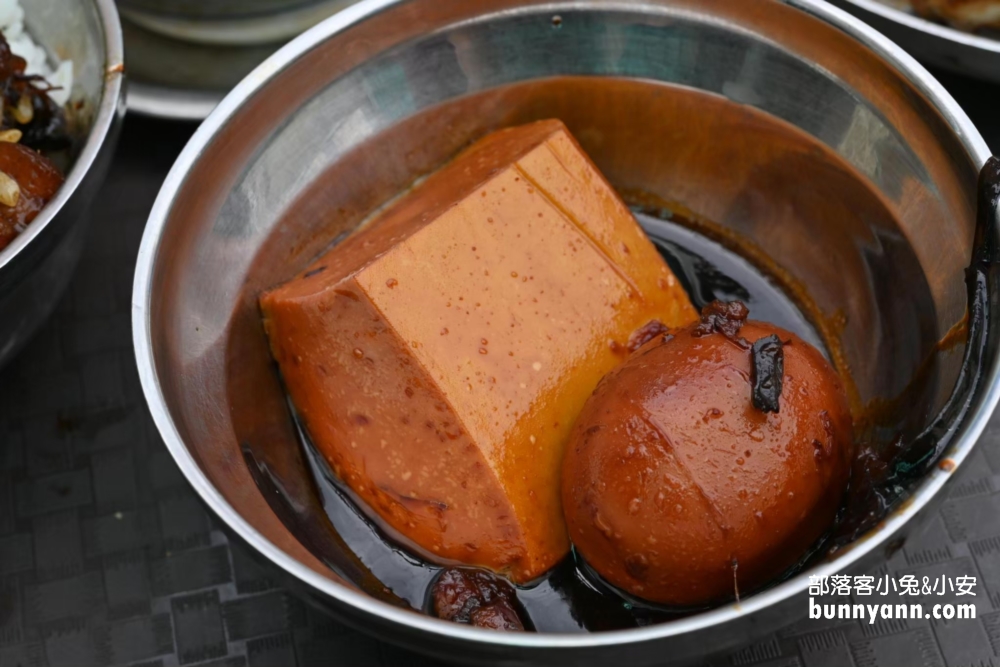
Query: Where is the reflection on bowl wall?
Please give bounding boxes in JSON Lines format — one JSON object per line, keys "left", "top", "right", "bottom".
{"left": 0, "top": 0, "right": 124, "bottom": 367}
{"left": 133, "top": 1, "right": 1000, "bottom": 665}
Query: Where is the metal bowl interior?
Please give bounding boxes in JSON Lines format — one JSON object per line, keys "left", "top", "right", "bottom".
{"left": 0, "top": 0, "right": 124, "bottom": 362}
{"left": 133, "top": 0, "right": 999, "bottom": 664}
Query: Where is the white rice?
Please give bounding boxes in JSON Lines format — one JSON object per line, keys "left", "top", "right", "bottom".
{"left": 0, "top": 0, "right": 72, "bottom": 107}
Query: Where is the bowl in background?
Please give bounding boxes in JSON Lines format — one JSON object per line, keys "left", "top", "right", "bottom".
{"left": 122, "top": 17, "right": 280, "bottom": 121}
{"left": 132, "top": 0, "right": 1000, "bottom": 664}
{"left": 830, "top": 0, "right": 1000, "bottom": 83}
{"left": 0, "top": 0, "right": 125, "bottom": 367}
{"left": 118, "top": 0, "right": 362, "bottom": 121}
{"left": 116, "top": 0, "right": 361, "bottom": 45}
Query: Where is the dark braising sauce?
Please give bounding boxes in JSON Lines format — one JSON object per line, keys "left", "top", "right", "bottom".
{"left": 829, "top": 157, "right": 1000, "bottom": 548}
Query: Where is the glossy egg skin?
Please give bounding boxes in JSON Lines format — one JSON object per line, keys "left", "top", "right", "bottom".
{"left": 562, "top": 321, "right": 853, "bottom": 606}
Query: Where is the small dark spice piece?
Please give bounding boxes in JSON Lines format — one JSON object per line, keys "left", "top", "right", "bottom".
{"left": 750, "top": 334, "right": 784, "bottom": 413}
{"left": 627, "top": 319, "right": 671, "bottom": 352}
{"left": 431, "top": 568, "right": 525, "bottom": 631}
{"left": 469, "top": 602, "right": 524, "bottom": 630}
{"left": 692, "top": 300, "right": 749, "bottom": 348}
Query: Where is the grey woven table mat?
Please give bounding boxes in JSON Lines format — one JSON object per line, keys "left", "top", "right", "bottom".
{"left": 0, "top": 69, "right": 997, "bottom": 667}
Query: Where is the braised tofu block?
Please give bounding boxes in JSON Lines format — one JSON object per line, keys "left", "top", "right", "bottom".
{"left": 260, "top": 119, "right": 696, "bottom": 582}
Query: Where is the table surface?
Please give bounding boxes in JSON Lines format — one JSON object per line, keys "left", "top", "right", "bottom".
{"left": 0, "top": 67, "right": 998, "bottom": 667}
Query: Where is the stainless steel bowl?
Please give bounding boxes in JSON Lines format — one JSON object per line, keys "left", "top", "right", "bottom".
{"left": 133, "top": 0, "right": 999, "bottom": 664}
{"left": 116, "top": 0, "right": 360, "bottom": 45}
{"left": 0, "top": 0, "right": 125, "bottom": 366}
{"left": 831, "top": 0, "right": 1000, "bottom": 83}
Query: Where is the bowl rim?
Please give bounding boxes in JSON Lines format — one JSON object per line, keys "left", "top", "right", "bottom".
{"left": 133, "top": 0, "right": 998, "bottom": 649}
{"left": 0, "top": 0, "right": 126, "bottom": 273}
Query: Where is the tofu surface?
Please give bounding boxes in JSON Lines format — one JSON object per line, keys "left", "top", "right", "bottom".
{"left": 260, "top": 119, "right": 696, "bottom": 582}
